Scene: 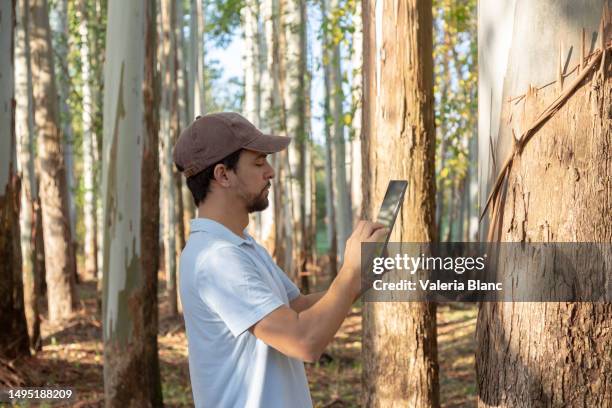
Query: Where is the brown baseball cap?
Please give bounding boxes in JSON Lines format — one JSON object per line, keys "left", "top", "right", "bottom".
{"left": 173, "top": 112, "right": 291, "bottom": 177}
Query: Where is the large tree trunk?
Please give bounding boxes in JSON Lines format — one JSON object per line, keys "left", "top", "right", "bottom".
{"left": 362, "top": 0, "right": 440, "bottom": 406}
{"left": 0, "top": 0, "right": 30, "bottom": 360}
{"left": 78, "top": 0, "right": 99, "bottom": 281}
{"left": 477, "top": 1, "right": 611, "bottom": 406}
{"left": 161, "top": 0, "right": 179, "bottom": 317}
{"left": 29, "top": 0, "right": 77, "bottom": 324}
{"left": 15, "top": 0, "right": 41, "bottom": 352}
{"left": 102, "top": 1, "right": 163, "bottom": 405}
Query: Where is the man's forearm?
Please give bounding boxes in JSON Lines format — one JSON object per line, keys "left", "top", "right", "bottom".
{"left": 294, "top": 270, "right": 357, "bottom": 359}
{"left": 290, "top": 291, "right": 326, "bottom": 313}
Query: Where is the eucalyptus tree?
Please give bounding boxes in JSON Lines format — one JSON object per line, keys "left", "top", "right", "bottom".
{"left": 362, "top": 0, "right": 440, "bottom": 406}
{"left": 15, "top": 0, "right": 42, "bottom": 351}
{"left": 477, "top": 1, "right": 611, "bottom": 405}
{"left": 29, "top": 0, "right": 78, "bottom": 324}
{"left": 102, "top": 0, "right": 163, "bottom": 405}
{"left": 0, "top": 0, "right": 30, "bottom": 359}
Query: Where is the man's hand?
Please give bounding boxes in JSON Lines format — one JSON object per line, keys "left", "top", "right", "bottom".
{"left": 337, "top": 220, "right": 389, "bottom": 299}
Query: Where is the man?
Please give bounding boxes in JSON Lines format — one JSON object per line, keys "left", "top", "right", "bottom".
{"left": 173, "top": 112, "right": 387, "bottom": 407}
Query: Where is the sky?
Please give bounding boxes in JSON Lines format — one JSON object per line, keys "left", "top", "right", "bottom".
{"left": 205, "top": 5, "right": 329, "bottom": 145}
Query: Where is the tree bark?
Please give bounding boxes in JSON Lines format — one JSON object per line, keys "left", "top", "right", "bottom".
{"left": 321, "top": 0, "right": 338, "bottom": 279}
{"left": 161, "top": 0, "right": 179, "bottom": 317}
{"left": 0, "top": 0, "right": 30, "bottom": 360}
{"left": 477, "top": 1, "right": 612, "bottom": 406}
{"left": 329, "top": 0, "right": 352, "bottom": 262}
{"left": 282, "top": 0, "right": 308, "bottom": 285}
{"left": 29, "top": 0, "right": 77, "bottom": 324}
{"left": 78, "top": 0, "right": 99, "bottom": 281}
{"left": 350, "top": 0, "right": 363, "bottom": 223}
{"left": 102, "top": 0, "right": 163, "bottom": 405}
{"left": 15, "top": 0, "right": 41, "bottom": 352}
{"left": 259, "top": 0, "right": 281, "bottom": 254}
{"left": 50, "top": 0, "right": 78, "bottom": 279}
{"left": 362, "top": 0, "right": 440, "bottom": 406}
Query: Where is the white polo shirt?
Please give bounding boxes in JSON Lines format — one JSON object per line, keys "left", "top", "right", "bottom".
{"left": 179, "top": 218, "right": 313, "bottom": 408}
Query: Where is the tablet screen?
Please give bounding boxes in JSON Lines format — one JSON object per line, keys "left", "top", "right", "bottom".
{"left": 376, "top": 180, "right": 408, "bottom": 244}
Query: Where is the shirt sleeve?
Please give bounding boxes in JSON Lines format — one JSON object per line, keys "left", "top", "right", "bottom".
{"left": 196, "top": 245, "right": 285, "bottom": 337}
{"left": 275, "top": 264, "right": 301, "bottom": 302}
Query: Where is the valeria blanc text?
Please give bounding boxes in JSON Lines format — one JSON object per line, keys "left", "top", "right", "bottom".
{"left": 372, "top": 279, "right": 503, "bottom": 291}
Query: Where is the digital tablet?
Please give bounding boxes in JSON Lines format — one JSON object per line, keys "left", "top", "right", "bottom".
{"left": 359, "top": 180, "right": 408, "bottom": 298}
{"left": 376, "top": 180, "right": 408, "bottom": 245}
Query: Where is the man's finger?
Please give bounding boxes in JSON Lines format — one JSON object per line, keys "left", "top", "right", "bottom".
{"left": 368, "top": 227, "right": 390, "bottom": 242}
{"left": 362, "top": 222, "right": 387, "bottom": 238}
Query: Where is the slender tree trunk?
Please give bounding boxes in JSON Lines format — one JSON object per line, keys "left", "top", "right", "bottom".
{"left": 477, "top": 1, "right": 611, "bottom": 406}
{"left": 243, "top": 0, "right": 264, "bottom": 242}
{"left": 362, "top": 0, "right": 440, "bottom": 406}
{"left": 29, "top": 0, "right": 77, "bottom": 324}
{"left": 189, "top": 0, "right": 205, "bottom": 117}
{"left": 51, "top": 0, "right": 78, "bottom": 280}
{"left": 91, "top": 0, "right": 106, "bottom": 291}
{"left": 350, "top": 0, "right": 363, "bottom": 223}
{"left": 0, "top": 0, "right": 30, "bottom": 360}
{"left": 282, "top": 0, "right": 307, "bottom": 285}
{"left": 161, "top": 0, "right": 179, "bottom": 317}
{"left": 78, "top": 0, "right": 99, "bottom": 281}
{"left": 329, "top": 0, "right": 352, "bottom": 261}
{"left": 259, "top": 0, "right": 280, "bottom": 254}
{"left": 102, "top": 0, "right": 163, "bottom": 405}
{"left": 322, "top": 0, "right": 338, "bottom": 279}
{"left": 15, "top": 0, "right": 41, "bottom": 352}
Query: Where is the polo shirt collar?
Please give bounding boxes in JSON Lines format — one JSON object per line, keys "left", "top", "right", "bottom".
{"left": 190, "top": 218, "right": 253, "bottom": 246}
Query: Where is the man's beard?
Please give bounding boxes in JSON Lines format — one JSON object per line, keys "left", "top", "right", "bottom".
{"left": 245, "top": 183, "right": 271, "bottom": 213}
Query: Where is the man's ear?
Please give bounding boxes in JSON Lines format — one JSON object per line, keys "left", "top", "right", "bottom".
{"left": 212, "top": 164, "right": 232, "bottom": 187}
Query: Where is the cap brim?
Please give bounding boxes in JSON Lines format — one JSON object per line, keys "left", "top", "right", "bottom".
{"left": 242, "top": 134, "right": 291, "bottom": 153}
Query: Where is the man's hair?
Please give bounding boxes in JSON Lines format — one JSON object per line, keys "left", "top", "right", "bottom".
{"left": 180, "top": 149, "right": 244, "bottom": 207}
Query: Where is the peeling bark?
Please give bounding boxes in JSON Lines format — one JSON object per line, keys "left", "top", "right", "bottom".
{"left": 477, "top": 1, "right": 612, "bottom": 406}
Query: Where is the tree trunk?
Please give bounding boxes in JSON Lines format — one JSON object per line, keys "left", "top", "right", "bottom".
{"left": 350, "top": 0, "right": 363, "bottom": 223}
{"left": 189, "top": 0, "right": 205, "bottom": 117}
{"left": 477, "top": 1, "right": 611, "bottom": 406}
{"left": 102, "top": 0, "right": 163, "bottom": 405}
{"left": 161, "top": 0, "right": 179, "bottom": 317}
{"left": 78, "top": 0, "right": 99, "bottom": 281}
{"left": 362, "top": 0, "right": 440, "bottom": 406}
{"left": 29, "top": 0, "right": 77, "bottom": 324}
{"left": 15, "top": 0, "right": 41, "bottom": 352}
{"left": 321, "top": 0, "right": 338, "bottom": 279}
{"left": 259, "top": 0, "right": 280, "bottom": 254}
{"left": 243, "top": 0, "right": 264, "bottom": 242}
{"left": 50, "top": 0, "right": 78, "bottom": 280}
{"left": 282, "top": 0, "right": 307, "bottom": 286}
{"left": 329, "top": 0, "right": 352, "bottom": 261}
{"left": 0, "top": 0, "right": 30, "bottom": 360}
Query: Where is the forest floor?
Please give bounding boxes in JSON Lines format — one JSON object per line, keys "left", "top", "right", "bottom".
{"left": 5, "top": 280, "right": 477, "bottom": 407}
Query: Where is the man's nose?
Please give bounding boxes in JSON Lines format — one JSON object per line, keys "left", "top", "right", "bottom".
{"left": 266, "top": 162, "right": 275, "bottom": 179}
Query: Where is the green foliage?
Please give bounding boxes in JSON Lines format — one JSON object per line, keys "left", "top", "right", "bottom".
{"left": 205, "top": 0, "right": 244, "bottom": 48}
